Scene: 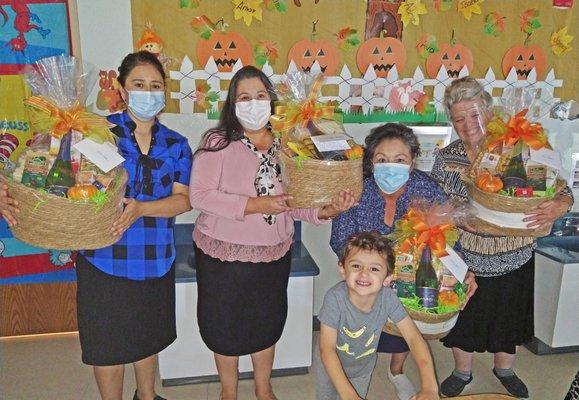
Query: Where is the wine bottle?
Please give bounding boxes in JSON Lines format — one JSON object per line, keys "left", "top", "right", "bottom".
{"left": 415, "top": 246, "right": 439, "bottom": 309}
{"left": 44, "top": 132, "right": 75, "bottom": 197}
{"left": 502, "top": 153, "right": 528, "bottom": 190}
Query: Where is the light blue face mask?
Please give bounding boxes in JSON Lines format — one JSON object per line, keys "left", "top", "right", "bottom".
{"left": 373, "top": 163, "right": 411, "bottom": 194}
{"left": 127, "top": 90, "right": 165, "bottom": 121}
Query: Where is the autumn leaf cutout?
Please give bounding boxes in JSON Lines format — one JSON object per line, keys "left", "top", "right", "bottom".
{"left": 195, "top": 81, "right": 220, "bottom": 110}
{"left": 520, "top": 9, "right": 541, "bottom": 35}
{"left": 416, "top": 34, "right": 438, "bottom": 59}
{"left": 483, "top": 12, "right": 505, "bottom": 37}
{"left": 399, "top": 0, "right": 428, "bottom": 27}
{"left": 254, "top": 40, "right": 280, "bottom": 66}
{"left": 433, "top": 0, "right": 453, "bottom": 12}
{"left": 232, "top": 0, "right": 263, "bottom": 27}
{"left": 191, "top": 15, "right": 217, "bottom": 40}
{"left": 457, "top": 0, "right": 483, "bottom": 21}
{"left": 335, "top": 27, "right": 361, "bottom": 51}
{"left": 180, "top": 0, "right": 200, "bottom": 8}
{"left": 551, "top": 26, "right": 573, "bottom": 56}
{"left": 264, "top": 0, "right": 287, "bottom": 12}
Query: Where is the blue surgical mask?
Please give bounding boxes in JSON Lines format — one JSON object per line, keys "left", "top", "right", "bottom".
{"left": 127, "top": 90, "right": 165, "bottom": 121}
{"left": 373, "top": 163, "right": 411, "bottom": 194}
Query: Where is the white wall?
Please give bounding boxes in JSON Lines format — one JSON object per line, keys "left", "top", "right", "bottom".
{"left": 76, "top": 0, "right": 579, "bottom": 314}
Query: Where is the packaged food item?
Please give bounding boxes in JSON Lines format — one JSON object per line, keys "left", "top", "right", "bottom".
{"left": 20, "top": 150, "right": 53, "bottom": 188}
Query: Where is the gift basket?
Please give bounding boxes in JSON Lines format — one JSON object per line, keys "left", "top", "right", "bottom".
{"left": 385, "top": 199, "right": 471, "bottom": 339}
{"left": 466, "top": 88, "right": 566, "bottom": 237}
{"left": 0, "top": 55, "right": 127, "bottom": 250}
{"left": 270, "top": 72, "right": 363, "bottom": 208}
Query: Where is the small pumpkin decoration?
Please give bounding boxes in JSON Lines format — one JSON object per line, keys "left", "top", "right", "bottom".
{"left": 438, "top": 290, "right": 460, "bottom": 308}
{"left": 356, "top": 33, "right": 406, "bottom": 77}
{"left": 476, "top": 172, "right": 504, "bottom": 193}
{"left": 425, "top": 30, "right": 473, "bottom": 79}
{"left": 345, "top": 144, "right": 364, "bottom": 160}
{"left": 287, "top": 20, "right": 339, "bottom": 76}
{"left": 196, "top": 21, "right": 253, "bottom": 72}
{"left": 67, "top": 184, "right": 99, "bottom": 200}
{"left": 502, "top": 43, "right": 546, "bottom": 80}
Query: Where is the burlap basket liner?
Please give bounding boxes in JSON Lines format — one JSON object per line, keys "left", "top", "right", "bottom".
{"left": 384, "top": 310, "right": 459, "bottom": 340}
{"left": 278, "top": 151, "right": 363, "bottom": 208}
{"left": 464, "top": 178, "right": 565, "bottom": 237}
{"left": 0, "top": 168, "right": 128, "bottom": 250}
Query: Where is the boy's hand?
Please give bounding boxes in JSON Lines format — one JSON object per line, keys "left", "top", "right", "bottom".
{"left": 410, "top": 389, "right": 439, "bottom": 400}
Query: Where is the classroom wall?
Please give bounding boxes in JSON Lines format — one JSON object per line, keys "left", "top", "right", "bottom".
{"left": 76, "top": 0, "right": 578, "bottom": 314}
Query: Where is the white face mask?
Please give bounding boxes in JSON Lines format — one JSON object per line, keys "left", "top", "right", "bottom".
{"left": 235, "top": 99, "right": 272, "bottom": 132}
{"left": 126, "top": 90, "right": 165, "bottom": 121}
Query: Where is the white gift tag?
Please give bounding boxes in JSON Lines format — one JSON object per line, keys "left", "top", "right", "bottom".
{"left": 74, "top": 139, "right": 125, "bottom": 173}
{"left": 438, "top": 245, "right": 468, "bottom": 283}
{"left": 310, "top": 134, "right": 351, "bottom": 152}
{"left": 530, "top": 148, "right": 562, "bottom": 171}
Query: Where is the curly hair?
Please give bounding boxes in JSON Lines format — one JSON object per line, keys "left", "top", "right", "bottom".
{"left": 339, "top": 231, "right": 394, "bottom": 275}
{"left": 443, "top": 76, "right": 492, "bottom": 115}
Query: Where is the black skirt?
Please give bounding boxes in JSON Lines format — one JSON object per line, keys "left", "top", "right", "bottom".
{"left": 195, "top": 245, "right": 292, "bottom": 356}
{"left": 441, "top": 255, "right": 534, "bottom": 354}
{"left": 76, "top": 255, "right": 176, "bottom": 366}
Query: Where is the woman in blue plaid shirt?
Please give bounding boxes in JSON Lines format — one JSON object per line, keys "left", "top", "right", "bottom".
{"left": 1, "top": 51, "right": 193, "bottom": 400}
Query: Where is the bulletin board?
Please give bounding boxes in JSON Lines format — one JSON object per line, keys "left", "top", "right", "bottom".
{"left": 129, "top": 0, "right": 577, "bottom": 116}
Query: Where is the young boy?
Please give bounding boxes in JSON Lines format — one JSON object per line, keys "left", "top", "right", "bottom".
{"left": 315, "top": 232, "right": 438, "bottom": 400}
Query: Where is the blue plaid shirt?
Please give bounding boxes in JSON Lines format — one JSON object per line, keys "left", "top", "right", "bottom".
{"left": 81, "top": 111, "right": 192, "bottom": 280}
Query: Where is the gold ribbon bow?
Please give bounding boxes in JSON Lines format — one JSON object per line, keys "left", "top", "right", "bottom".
{"left": 24, "top": 96, "right": 114, "bottom": 143}
{"left": 486, "top": 109, "right": 548, "bottom": 152}
{"left": 269, "top": 75, "right": 336, "bottom": 133}
{"left": 397, "top": 209, "right": 455, "bottom": 258}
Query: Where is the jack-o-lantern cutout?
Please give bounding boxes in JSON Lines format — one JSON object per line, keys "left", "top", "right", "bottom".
{"left": 196, "top": 31, "right": 253, "bottom": 72}
{"left": 426, "top": 42, "right": 473, "bottom": 78}
{"left": 356, "top": 36, "right": 406, "bottom": 77}
{"left": 288, "top": 39, "right": 339, "bottom": 75}
{"left": 287, "top": 20, "right": 339, "bottom": 75}
{"left": 502, "top": 44, "right": 546, "bottom": 80}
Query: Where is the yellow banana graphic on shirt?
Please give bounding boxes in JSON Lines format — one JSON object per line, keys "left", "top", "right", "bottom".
{"left": 336, "top": 342, "right": 355, "bottom": 356}
{"left": 364, "top": 333, "right": 376, "bottom": 347}
{"left": 342, "top": 325, "right": 366, "bottom": 339}
{"left": 355, "top": 348, "right": 376, "bottom": 359}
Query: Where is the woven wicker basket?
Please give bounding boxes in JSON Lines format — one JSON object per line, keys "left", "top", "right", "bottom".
{"left": 278, "top": 152, "right": 363, "bottom": 208}
{"left": 384, "top": 309, "right": 459, "bottom": 340}
{"left": 464, "top": 177, "right": 566, "bottom": 237}
{"left": 1, "top": 168, "right": 127, "bottom": 250}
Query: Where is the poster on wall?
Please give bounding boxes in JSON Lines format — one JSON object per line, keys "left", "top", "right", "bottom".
{"left": 0, "top": 0, "right": 73, "bottom": 74}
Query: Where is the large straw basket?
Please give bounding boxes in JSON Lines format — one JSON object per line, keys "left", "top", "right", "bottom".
{"left": 0, "top": 168, "right": 128, "bottom": 250}
{"left": 384, "top": 309, "right": 459, "bottom": 340}
{"left": 464, "top": 177, "right": 566, "bottom": 237}
{"left": 278, "top": 152, "right": 363, "bottom": 208}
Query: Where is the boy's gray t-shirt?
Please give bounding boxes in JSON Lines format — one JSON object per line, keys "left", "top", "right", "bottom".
{"left": 317, "top": 281, "right": 408, "bottom": 378}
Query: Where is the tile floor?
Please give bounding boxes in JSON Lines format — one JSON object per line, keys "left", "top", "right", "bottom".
{"left": 1, "top": 331, "right": 577, "bottom": 400}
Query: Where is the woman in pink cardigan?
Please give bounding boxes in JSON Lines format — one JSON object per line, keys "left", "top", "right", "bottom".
{"left": 189, "top": 66, "right": 356, "bottom": 400}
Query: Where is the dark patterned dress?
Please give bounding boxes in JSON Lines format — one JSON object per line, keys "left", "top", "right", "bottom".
{"left": 431, "top": 139, "right": 573, "bottom": 354}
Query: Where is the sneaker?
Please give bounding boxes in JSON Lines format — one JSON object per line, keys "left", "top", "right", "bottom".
{"left": 493, "top": 368, "right": 529, "bottom": 399}
{"left": 133, "top": 390, "right": 167, "bottom": 400}
{"left": 440, "top": 373, "right": 473, "bottom": 397}
{"left": 387, "top": 370, "right": 417, "bottom": 400}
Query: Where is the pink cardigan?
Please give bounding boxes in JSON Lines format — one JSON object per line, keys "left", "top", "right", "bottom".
{"left": 190, "top": 140, "right": 324, "bottom": 251}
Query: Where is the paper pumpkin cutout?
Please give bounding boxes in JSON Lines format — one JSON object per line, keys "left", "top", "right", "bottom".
{"left": 502, "top": 44, "right": 546, "bottom": 80}
{"left": 287, "top": 38, "right": 339, "bottom": 75}
{"left": 356, "top": 36, "right": 406, "bottom": 77}
{"left": 196, "top": 30, "right": 253, "bottom": 72}
{"left": 426, "top": 41, "right": 473, "bottom": 78}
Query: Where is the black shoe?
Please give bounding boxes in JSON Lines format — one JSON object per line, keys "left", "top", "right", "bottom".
{"left": 440, "top": 373, "right": 473, "bottom": 397}
{"left": 493, "top": 368, "right": 529, "bottom": 398}
{"left": 133, "top": 390, "right": 167, "bottom": 400}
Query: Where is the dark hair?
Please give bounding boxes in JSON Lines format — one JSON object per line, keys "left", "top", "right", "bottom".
{"left": 362, "top": 123, "right": 421, "bottom": 177}
{"left": 117, "top": 51, "right": 166, "bottom": 88}
{"left": 339, "top": 231, "right": 394, "bottom": 275}
{"left": 195, "top": 65, "right": 277, "bottom": 155}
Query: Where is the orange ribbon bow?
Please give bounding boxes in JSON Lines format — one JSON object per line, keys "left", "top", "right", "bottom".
{"left": 486, "top": 109, "right": 548, "bottom": 152}
{"left": 397, "top": 209, "right": 453, "bottom": 258}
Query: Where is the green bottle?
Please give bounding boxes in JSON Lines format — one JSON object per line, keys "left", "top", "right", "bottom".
{"left": 502, "top": 153, "right": 528, "bottom": 190}
{"left": 415, "top": 246, "right": 439, "bottom": 309}
{"left": 44, "top": 132, "right": 75, "bottom": 197}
